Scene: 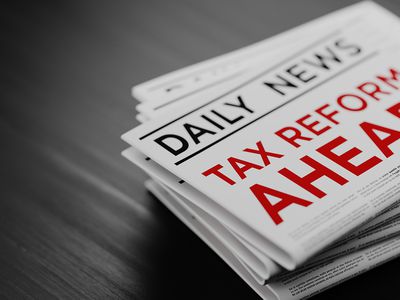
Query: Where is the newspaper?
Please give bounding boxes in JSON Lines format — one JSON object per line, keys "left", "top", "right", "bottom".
{"left": 121, "top": 2, "right": 400, "bottom": 298}
{"left": 123, "top": 18, "right": 400, "bottom": 270}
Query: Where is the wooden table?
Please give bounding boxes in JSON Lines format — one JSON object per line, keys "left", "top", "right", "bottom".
{"left": 1, "top": 0, "right": 399, "bottom": 298}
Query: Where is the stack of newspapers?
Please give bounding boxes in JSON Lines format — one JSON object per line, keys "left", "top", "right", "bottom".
{"left": 122, "top": 2, "right": 400, "bottom": 299}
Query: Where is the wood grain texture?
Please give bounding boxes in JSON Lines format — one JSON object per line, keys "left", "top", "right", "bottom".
{"left": 1, "top": 0, "right": 399, "bottom": 299}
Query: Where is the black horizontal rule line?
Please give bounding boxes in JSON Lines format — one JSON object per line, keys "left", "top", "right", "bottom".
{"left": 174, "top": 51, "right": 378, "bottom": 166}
{"left": 153, "top": 70, "right": 244, "bottom": 110}
{"left": 139, "top": 29, "right": 341, "bottom": 140}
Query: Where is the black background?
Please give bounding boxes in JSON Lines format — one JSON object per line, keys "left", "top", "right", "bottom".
{"left": 1, "top": 0, "right": 399, "bottom": 299}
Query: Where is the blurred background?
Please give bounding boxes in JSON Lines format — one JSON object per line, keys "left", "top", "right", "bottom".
{"left": 1, "top": 0, "right": 399, "bottom": 299}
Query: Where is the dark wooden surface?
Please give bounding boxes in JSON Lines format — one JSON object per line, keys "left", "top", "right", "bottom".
{"left": 1, "top": 1, "right": 400, "bottom": 299}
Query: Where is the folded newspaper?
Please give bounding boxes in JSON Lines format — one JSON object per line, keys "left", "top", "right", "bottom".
{"left": 122, "top": 2, "right": 400, "bottom": 299}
